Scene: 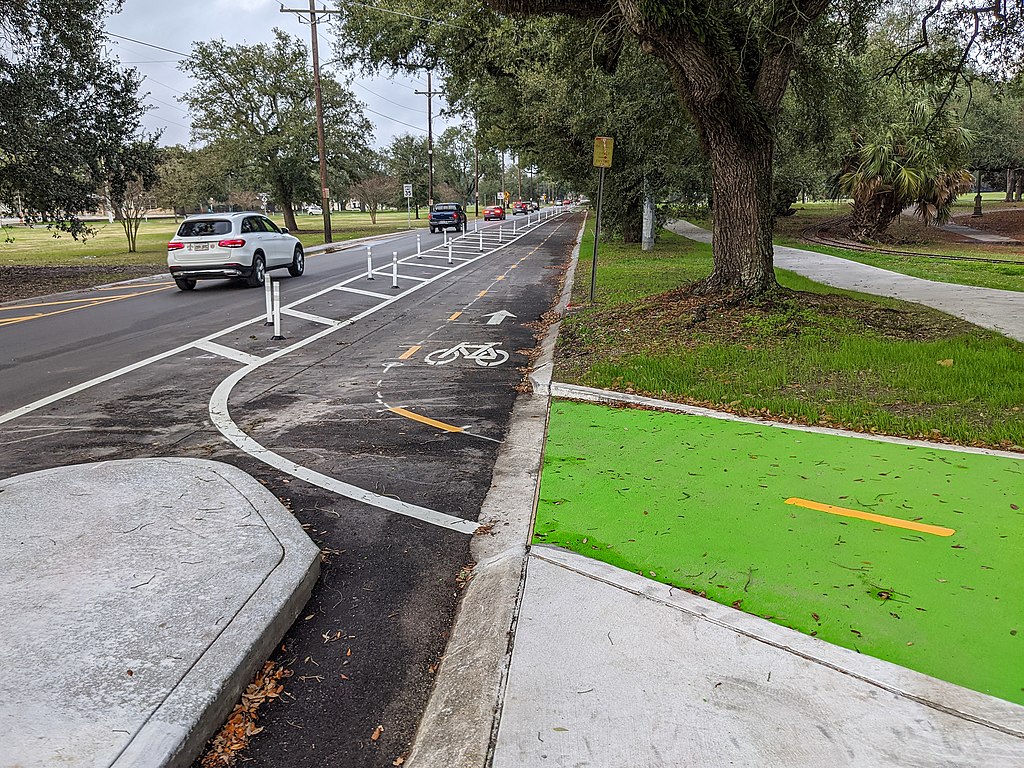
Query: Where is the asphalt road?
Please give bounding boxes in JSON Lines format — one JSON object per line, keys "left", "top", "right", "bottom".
{"left": 0, "top": 210, "right": 582, "bottom": 767}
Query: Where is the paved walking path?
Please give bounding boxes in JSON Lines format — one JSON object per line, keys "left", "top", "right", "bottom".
{"left": 941, "top": 219, "right": 1020, "bottom": 244}
{"left": 668, "top": 219, "right": 1024, "bottom": 342}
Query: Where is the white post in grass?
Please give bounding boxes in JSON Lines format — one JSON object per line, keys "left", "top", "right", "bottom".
{"left": 263, "top": 274, "right": 273, "bottom": 325}
{"left": 366, "top": 245, "right": 374, "bottom": 280}
{"left": 271, "top": 280, "right": 284, "bottom": 340}
{"left": 392, "top": 251, "right": 399, "bottom": 289}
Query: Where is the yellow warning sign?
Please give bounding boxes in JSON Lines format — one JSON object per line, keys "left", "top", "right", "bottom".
{"left": 593, "top": 136, "right": 614, "bottom": 168}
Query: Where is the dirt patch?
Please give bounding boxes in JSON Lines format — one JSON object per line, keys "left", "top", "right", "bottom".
{"left": 0, "top": 264, "right": 163, "bottom": 304}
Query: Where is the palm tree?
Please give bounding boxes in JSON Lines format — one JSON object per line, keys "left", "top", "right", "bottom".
{"left": 839, "top": 97, "right": 974, "bottom": 241}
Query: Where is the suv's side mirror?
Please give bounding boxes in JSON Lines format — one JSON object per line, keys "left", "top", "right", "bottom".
{"left": 281, "top": 228, "right": 289, "bottom": 234}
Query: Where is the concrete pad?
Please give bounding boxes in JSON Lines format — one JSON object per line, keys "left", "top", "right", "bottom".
{"left": 493, "top": 547, "right": 1024, "bottom": 767}
{"left": 667, "top": 219, "right": 1024, "bottom": 343}
{"left": 0, "top": 458, "right": 320, "bottom": 768}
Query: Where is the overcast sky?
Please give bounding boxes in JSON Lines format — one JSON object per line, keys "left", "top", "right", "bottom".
{"left": 105, "top": 0, "right": 460, "bottom": 150}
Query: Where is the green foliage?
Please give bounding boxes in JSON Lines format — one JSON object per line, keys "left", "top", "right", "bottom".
{"left": 0, "top": 0, "right": 153, "bottom": 239}
{"left": 180, "top": 29, "right": 372, "bottom": 228}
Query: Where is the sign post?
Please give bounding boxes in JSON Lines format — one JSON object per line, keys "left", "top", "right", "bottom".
{"left": 404, "top": 183, "right": 413, "bottom": 229}
{"left": 591, "top": 136, "right": 613, "bottom": 302}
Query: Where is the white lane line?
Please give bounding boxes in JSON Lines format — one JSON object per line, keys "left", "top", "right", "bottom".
{"left": 194, "top": 340, "right": 265, "bottom": 366}
{"left": 406, "top": 262, "right": 452, "bottom": 270}
{"left": 210, "top": 367, "right": 477, "bottom": 534}
{"left": 281, "top": 308, "right": 340, "bottom": 326}
{"left": 334, "top": 286, "right": 392, "bottom": 299}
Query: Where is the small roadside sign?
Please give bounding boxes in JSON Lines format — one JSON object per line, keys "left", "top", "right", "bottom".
{"left": 403, "top": 183, "right": 413, "bottom": 199}
{"left": 593, "top": 137, "right": 614, "bottom": 168}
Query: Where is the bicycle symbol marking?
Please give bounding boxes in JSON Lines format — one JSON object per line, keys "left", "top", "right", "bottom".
{"left": 424, "top": 342, "right": 510, "bottom": 367}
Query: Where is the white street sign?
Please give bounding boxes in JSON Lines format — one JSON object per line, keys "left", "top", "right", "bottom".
{"left": 403, "top": 183, "right": 413, "bottom": 199}
{"left": 483, "top": 310, "right": 516, "bottom": 326}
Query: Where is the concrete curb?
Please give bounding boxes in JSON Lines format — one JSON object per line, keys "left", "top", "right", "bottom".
{"left": 406, "top": 213, "right": 588, "bottom": 768}
{"left": 116, "top": 459, "right": 322, "bottom": 768}
{"left": 0, "top": 457, "right": 320, "bottom": 768}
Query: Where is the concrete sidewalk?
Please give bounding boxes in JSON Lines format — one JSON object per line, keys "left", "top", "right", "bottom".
{"left": 408, "top": 218, "right": 1024, "bottom": 768}
{"left": 494, "top": 546, "right": 1024, "bottom": 767}
{"left": 667, "top": 219, "right": 1024, "bottom": 343}
{"left": 0, "top": 458, "right": 319, "bottom": 768}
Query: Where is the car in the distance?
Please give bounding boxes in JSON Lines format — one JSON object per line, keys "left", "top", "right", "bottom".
{"left": 511, "top": 201, "right": 528, "bottom": 216}
{"left": 306, "top": 204, "right": 323, "bottom": 215}
{"left": 483, "top": 205, "right": 506, "bottom": 221}
{"left": 167, "top": 211, "right": 304, "bottom": 291}
{"left": 428, "top": 202, "right": 467, "bottom": 233}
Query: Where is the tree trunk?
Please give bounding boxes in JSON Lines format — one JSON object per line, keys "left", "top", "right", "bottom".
{"left": 1007, "top": 168, "right": 1015, "bottom": 202}
{"left": 369, "top": 205, "right": 378, "bottom": 224}
{"left": 691, "top": 129, "right": 778, "bottom": 295}
{"left": 281, "top": 200, "right": 297, "bottom": 232}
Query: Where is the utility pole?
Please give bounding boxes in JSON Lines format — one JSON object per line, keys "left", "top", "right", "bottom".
{"left": 280, "top": 2, "right": 333, "bottom": 243}
{"left": 415, "top": 73, "right": 438, "bottom": 207}
{"left": 517, "top": 156, "right": 522, "bottom": 201}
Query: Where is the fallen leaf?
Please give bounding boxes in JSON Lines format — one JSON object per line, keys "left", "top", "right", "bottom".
{"left": 371, "top": 725, "right": 384, "bottom": 741}
{"left": 937, "top": 359, "right": 953, "bottom": 367}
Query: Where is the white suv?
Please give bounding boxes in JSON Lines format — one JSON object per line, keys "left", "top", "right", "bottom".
{"left": 167, "top": 212, "right": 304, "bottom": 291}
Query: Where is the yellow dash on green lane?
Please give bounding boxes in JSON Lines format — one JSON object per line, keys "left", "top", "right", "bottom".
{"left": 448, "top": 311, "right": 462, "bottom": 321}
{"left": 785, "top": 498, "right": 956, "bottom": 537}
{"left": 388, "top": 407, "right": 464, "bottom": 433}
{"left": 398, "top": 345, "right": 421, "bottom": 360}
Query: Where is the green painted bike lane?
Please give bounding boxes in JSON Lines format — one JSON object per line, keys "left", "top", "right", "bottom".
{"left": 536, "top": 400, "right": 1024, "bottom": 705}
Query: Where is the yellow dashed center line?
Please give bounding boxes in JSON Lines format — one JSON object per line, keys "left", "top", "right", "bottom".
{"left": 448, "top": 311, "right": 462, "bottom": 321}
{"left": 785, "top": 497, "right": 956, "bottom": 537}
{"left": 398, "top": 345, "right": 421, "bottom": 360}
{"left": 478, "top": 290, "right": 488, "bottom": 298}
{"left": 389, "top": 407, "right": 464, "bottom": 434}
{"left": 496, "top": 275, "right": 505, "bottom": 281}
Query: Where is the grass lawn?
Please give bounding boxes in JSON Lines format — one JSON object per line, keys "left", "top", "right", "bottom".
{"left": 0, "top": 209, "right": 433, "bottom": 268}
{"left": 536, "top": 399, "right": 1024, "bottom": 705}
{"left": 769, "top": 201, "right": 1024, "bottom": 292}
{"left": 560, "top": 226, "right": 1024, "bottom": 450}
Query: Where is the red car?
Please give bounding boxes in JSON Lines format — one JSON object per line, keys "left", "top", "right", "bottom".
{"left": 484, "top": 205, "right": 506, "bottom": 221}
{"left": 511, "top": 201, "right": 528, "bottom": 216}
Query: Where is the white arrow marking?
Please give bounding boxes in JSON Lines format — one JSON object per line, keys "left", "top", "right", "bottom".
{"left": 483, "top": 310, "right": 517, "bottom": 326}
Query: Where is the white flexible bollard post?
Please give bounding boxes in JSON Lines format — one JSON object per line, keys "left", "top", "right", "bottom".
{"left": 448, "top": 241, "right": 453, "bottom": 265}
{"left": 479, "top": 230, "right": 483, "bottom": 252}
{"left": 366, "top": 245, "right": 374, "bottom": 280}
{"left": 416, "top": 234, "right": 422, "bottom": 258}
{"left": 443, "top": 228, "right": 448, "bottom": 245}
{"left": 499, "top": 225, "right": 503, "bottom": 243}
{"left": 271, "top": 279, "right": 284, "bottom": 340}
{"left": 263, "top": 274, "right": 272, "bottom": 325}
{"left": 392, "top": 251, "right": 399, "bottom": 289}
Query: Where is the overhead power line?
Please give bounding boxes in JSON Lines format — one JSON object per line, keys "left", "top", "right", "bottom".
{"left": 105, "top": 32, "right": 188, "bottom": 58}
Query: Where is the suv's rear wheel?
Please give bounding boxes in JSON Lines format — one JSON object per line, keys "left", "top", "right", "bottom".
{"left": 246, "top": 254, "right": 266, "bottom": 288}
{"left": 174, "top": 277, "right": 196, "bottom": 291}
{"left": 288, "top": 245, "right": 304, "bottom": 277}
